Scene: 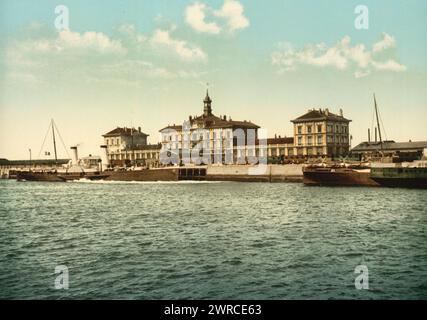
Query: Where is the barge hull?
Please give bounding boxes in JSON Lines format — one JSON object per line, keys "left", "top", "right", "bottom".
{"left": 303, "top": 169, "right": 380, "bottom": 187}
{"left": 105, "top": 169, "right": 179, "bottom": 181}
{"left": 371, "top": 177, "right": 427, "bottom": 189}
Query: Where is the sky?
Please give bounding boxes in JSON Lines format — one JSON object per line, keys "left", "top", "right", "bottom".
{"left": 0, "top": 0, "right": 426, "bottom": 159}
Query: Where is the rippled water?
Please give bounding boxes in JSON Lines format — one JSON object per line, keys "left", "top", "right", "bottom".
{"left": 0, "top": 179, "right": 426, "bottom": 299}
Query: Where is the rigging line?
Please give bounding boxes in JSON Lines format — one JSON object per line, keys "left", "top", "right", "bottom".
{"left": 53, "top": 120, "right": 71, "bottom": 159}
{"left": 37, "top": 120, "right": 52, "bottom": 159}
{"left": 378, "top": 110, "right": 388, "bottom": 141}
{"left": 370, "top": 104, "right": 375, "bottom": 136}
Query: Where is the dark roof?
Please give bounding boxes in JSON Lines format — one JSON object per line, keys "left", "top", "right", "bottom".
{"left": 266, "top": 137, "right": 294, "bottom": 145}
{"left": 292, "top": 109, "right": 351, "bottom": 123}
{"left": 103, "top": 127, "right": 148, "bottom": 137}
{"left": 160, "top": 114, "right": 260, "bottom": 132}
{"left": 159, "top": 125, "right": 183, "bottom": 132}
{"left": 351, "top": 140, "right": 427, "bottom": 152}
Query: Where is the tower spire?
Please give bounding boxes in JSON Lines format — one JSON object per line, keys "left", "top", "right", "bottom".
{"left": 203, "top": 86, "right": 212, "bottom": 116}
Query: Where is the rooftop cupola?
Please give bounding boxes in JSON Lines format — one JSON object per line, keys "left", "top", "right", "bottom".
{"left": 203, "top": 90, "right": 212, "bottom": 116}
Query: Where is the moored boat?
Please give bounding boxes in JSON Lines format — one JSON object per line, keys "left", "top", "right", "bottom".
{"left": 303, "top": 164, "right": 379, "bottom": 187}
{"left": 16, "top": 171, "right": 110, "bottom": 182}
{"left": 303, "top": 94, "right": 391, "bottom": 188}
{"left": 16, "top": 119, "right": 111, "bottom": 182}
{"left": 370, "top": 161, "right": 427, "bottom": 188}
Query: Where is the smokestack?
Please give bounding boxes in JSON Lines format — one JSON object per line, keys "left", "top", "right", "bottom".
{"left": 368, "top": 128, "right": 371, "bottom": 143}
{"left": 375, "top": 127, "right": 378, "bottom": 143}
{"left": 100, "top": 145, "right": 109, "bottom": 171}
{"left": 70, "top": 146, "right": 78, "bottom": 165}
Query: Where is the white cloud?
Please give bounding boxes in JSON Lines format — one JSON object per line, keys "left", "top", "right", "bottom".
{"left": 272, "top": 33, "right": 406, "bottom": 78}
{"left": 151, "top": 27, "right": 207, "bottom": 61}
{"left": 3, "top": 24, "right": 208, "bottom": 87}
{"left": 56, "top": 30, "right": 128, "bottom": 54}
{"left": 373, "top": 33, "right": 396, "bottom": 53}
{"left": 8, "top": 29, "right": 127, "bottom": 56}
{"left": 185, "top": 2, "right": 221, "bottom": 34}
{"left": 185, "top": 0, "right": 249, "bottom": 34}
{"left": 215, "top": 0, "right": 249, "bottom": 32}
{"left": 117, "top": 23, "right": 147, "bottom": 44}
{"left": 372, "top": 59, "right": 406, "bottom": 72}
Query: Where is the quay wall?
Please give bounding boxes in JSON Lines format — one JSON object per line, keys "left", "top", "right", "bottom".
{"left": 206, "top": 164, "right": 303, "bottom": 182}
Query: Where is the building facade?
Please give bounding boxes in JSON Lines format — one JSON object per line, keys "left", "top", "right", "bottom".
{"left": 160, "top": 91, "right": 261, "bottom": 165}
{"left": 102, "top": 127, "right": 160, "bottom": 167}
{"left": 266, "top": 136, "right": 294, "bottom": 159}
{"left": 102, "top": 99, "right": 352, "bottom": 167}
{"left": 291, "top": 108, "right": 351, "bottom": 159}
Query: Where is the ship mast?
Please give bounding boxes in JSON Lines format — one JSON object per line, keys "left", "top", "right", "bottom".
{"left": 373, "top": 94, "right": 383, "bottom": 151}
{"left": 131, "top": 126, "right": 135, "bottom": 166}
{"left": 51, "top": 119, "right": 58, "bottom": 164}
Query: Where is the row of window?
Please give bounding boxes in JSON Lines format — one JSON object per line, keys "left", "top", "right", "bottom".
{"left": 296, "top": 135, "right": 349, "bottom": 146}
{"left": 326, "top": 135, "right": 348, "bottom": 144}
{"left": 297, "top": 135, "right": 324, "bottom": 146}
{"left": 109, "top": 153, "right": 159, "bottom": 160}
{"left": 165, "top": 141, "right": 235, "bottom": 150}
{"left": 327, "top": 124, "right": 347, "bottom": 134}
{"left": 298, "top": 125, "right": 323, "bottom": 134}
{"left": 164, "top": 130, "right": 234, "bottom": 142}
{"left": 106, "top": 138, "right": 121, "bottom": 146}
{"left": 297, "top": 124, "right": 348, "bottom": 134}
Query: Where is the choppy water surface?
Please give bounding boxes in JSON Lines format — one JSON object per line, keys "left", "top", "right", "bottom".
{"left": 0, "top": 179, "right": 426, "bottom": 299}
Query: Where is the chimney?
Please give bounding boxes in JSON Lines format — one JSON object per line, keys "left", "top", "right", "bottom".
{"left": 189, "top": 116, "right": 192, "bottom": 121}
{"left": 325, "top": 108, "right": 329, "bottom": 116}
{"left": 368, "top": 128, "right": 371, "bottom": 143}
{"left": 70, "top": 146, "right": 78, "bottom": 165}
{"left": 223, "top": 115, "right": 226, "bottom": 121}
{"left": 339, "top": 108, "right": 343, "bottom": 117}
{"left": 275, "top": 134, "right": 277, "bottom": 138}
{"left": 138, "top": 126, "right": 141, "bottom": 133}
{"left": 100, "top": 145, "right": 109, "bottom": 170}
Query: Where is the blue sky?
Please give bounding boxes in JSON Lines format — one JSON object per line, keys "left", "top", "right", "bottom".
{"left": 1, "top": 0, "right": 426, "bottom": 159}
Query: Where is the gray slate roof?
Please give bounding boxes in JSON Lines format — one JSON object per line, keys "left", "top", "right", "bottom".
{"left": 351, "top": 140, "right": 427, "bottom": 152}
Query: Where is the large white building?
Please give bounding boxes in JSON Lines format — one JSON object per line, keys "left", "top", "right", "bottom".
{"left": 159, "top": 91, "right": 261, "bottom": 165}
